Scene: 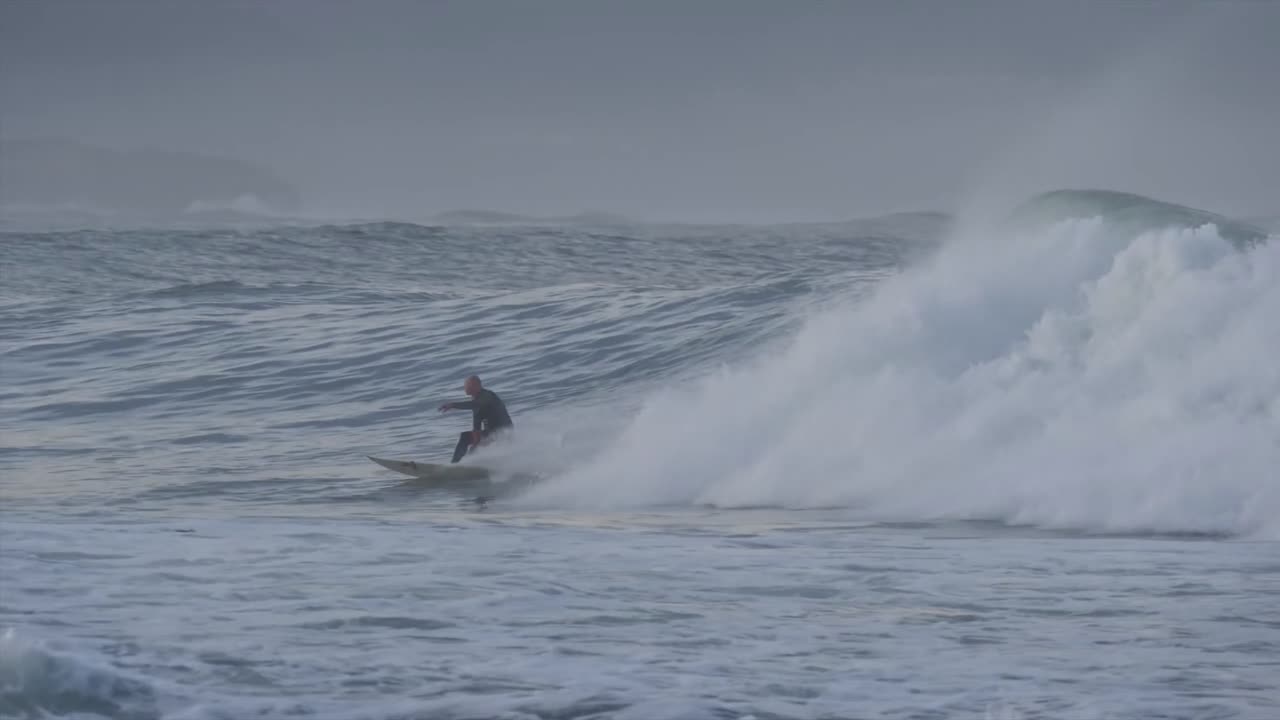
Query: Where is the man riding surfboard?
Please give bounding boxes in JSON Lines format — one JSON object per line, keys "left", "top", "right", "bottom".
{"left": 438, "top": 375, "right": 513, "bottom": 463}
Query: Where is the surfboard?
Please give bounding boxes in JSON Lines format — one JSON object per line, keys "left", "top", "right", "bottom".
{"left": 367, "top": 455, "right": 491, "bottom": 481}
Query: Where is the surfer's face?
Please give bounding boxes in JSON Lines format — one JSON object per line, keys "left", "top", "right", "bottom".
{"left": 463, "top": 377, "right": 480, "bottom": 396}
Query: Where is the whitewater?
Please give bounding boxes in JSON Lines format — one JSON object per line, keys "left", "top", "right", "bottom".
{"left": 1, "top": 192, "right": 1277, "bottom": 719}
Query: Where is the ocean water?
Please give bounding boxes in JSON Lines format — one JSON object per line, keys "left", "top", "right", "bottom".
{"left": 2, "top": 199, "right": 1278, "bottom": 719}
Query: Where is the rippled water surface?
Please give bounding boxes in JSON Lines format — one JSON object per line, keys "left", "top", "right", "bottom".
{"left": 2, "top": 216, "right": 1277, "bottom": 718}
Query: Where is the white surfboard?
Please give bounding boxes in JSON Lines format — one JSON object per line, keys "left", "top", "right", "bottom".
{"left": 367, "top": 455, "right": 492, "bottom": 481}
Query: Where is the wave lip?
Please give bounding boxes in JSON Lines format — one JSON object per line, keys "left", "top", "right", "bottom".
{"left": 1009, "top": 189, "right": 1269, "bottom": 248}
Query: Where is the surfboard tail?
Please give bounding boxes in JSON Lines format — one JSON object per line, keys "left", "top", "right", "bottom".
{"left": 367, "top": 455, "right": 490, "bottom": 481}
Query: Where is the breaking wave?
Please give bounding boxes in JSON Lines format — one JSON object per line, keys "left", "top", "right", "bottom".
{"left": 524, "top": 192, "right": 1280, "bottom": 539}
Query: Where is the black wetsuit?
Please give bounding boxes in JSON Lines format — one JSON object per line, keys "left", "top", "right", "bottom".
{"left": 449, "top": 388, "right": 513, "bottom": 462}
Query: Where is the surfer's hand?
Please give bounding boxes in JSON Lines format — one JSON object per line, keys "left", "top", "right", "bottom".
{"left": 438, "top": 402, "right": 453, "bottom": 412}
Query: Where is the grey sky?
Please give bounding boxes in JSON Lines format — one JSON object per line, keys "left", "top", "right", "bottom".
{"left": 3, "top": 0, "right": 1276, "bottom": 222}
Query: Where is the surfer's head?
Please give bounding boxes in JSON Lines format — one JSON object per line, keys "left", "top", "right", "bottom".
{"left": 463, "top": 375, "right": 482, "bottom": 396}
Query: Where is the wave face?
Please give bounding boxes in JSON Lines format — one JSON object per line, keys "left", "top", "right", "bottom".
{"left": 524, "top": 196, "right": 1280, "bottom": 539}
{"left": 0, "top": 216, "right": 939, "bottom": 506}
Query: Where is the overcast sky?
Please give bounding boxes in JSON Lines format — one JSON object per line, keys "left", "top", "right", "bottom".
{"left": 3, "top": 0, "right": 1276, "bottom": 222}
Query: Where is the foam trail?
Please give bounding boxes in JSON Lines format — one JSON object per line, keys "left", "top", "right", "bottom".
{"left": 523, "top": 218, "right": 1280, "bottom": 538}
{"left": 0, "top": 629, "right": 160, "bottom": 717}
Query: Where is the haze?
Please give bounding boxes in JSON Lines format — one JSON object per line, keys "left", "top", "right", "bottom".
{"left": 2, "top": 0, "right": 1277, "bottom": 223}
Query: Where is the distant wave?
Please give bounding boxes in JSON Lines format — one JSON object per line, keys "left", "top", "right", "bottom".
{"left": 142, "top": 279, "right": 256, "bottom": 299}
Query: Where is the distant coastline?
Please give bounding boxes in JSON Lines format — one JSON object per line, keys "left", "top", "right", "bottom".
{"left": 0, "top": 138, "right": 301, "bottom": 217}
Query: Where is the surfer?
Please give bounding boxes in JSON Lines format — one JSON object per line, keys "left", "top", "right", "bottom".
{"left": 438, "top": 375, "right": 513, "bottom": 463}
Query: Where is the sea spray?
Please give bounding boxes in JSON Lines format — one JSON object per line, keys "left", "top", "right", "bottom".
{"left": 523, "top": 216, "right": 1280, "bottom": 538}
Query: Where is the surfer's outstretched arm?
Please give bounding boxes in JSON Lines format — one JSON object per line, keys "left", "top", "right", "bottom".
{"left": 439, "top": 400, "right": 476, "bottom": 412}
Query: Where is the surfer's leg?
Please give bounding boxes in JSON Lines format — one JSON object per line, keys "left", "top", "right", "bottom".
{"left": 451, "top": 432, "right": 472, "bottom": 463}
